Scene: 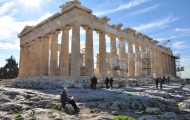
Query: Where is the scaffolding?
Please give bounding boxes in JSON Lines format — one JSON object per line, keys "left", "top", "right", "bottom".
{"left": 174, "top": 53, "right": 184, "bottom": 78}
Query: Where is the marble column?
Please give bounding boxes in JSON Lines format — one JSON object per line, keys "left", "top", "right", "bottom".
{"left": 97, "top": 31, "right": 107, "bottom": 76}
{"left": 118, "top": 38, "right": 127, "bottom": 77}
{"left": 162, "top": 53, "right": 166, "bottom": 75}
{"left": 41, "top": 35, "right": 50, "bottom": 76}
{"left": 146, "top": 47, "right": 151, "bottom": 76}
{"left": 141, "top": 46, "right": 147, "bottom": 77}
{"left": 34, "top": 38, "right": 42, "bottom": 76}
{"left": 159, "top": 52, "right": 163, "bottom": 76}
{"left": 127, "top": 41, "right": 134, "bottom": 77}
{"left": 50, "top": 31, "right": 59, "bottom": 76}
{"left": 70, "top": 23, "right": 81, "bottom": 77}
{"left": 84, "top": 26, "right": 94, "bottom": 77}
{"left": 60, "top": 27, "right": 70, "bottom": 76}
{"left": 155, "top": 51, "right": 159, "bottom": 76}
{"left": 168, "top": 54, "right": 171, "bottom": 75}
{"left": 23, "top": 44, "right": 29, "bottom": 76}
{"left": 165, "top": 54, "right": 169, "bottom": 75}
{"left": 18, "top": 46, "right": 24, "bottom": 77}
{"left": 108, "top": 34, "right": 118, "bottom": 76}
{"left": 150, "top": 49, "right": 155, "bottom": 73}
{"left": 134, "top": 43, "right": 141, "bottom": 76}
{"left": 28, "top": 42, "right": 35, "bottom": 76}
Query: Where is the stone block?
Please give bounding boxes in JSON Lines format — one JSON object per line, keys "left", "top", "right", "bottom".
{"left": 113, "top": 83, "right": 119, "bottom": 88}
{"left": 145, "top": 107, "right": 161, "bottom": 114}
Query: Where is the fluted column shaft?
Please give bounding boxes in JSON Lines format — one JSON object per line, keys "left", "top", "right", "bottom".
{"left": 41, "top": 35, "right": 50, "bottom": 76}
{"left": 150, "top": 49, "right": 155, "bottom": 73}
{"left": 146, "top": 47, "right": 151, "bottom": 76}
{"left": 28, "top": 42, "right": 35, "bottom": 76}
{"left": 159, "top": 52, "right": 163, "bottom": 76}
{"left": 98, "top": 31, "right": 107, "bottom": 76}
{"left": 118, "top": 39, "right": 127, "bottom": 76}
{"left": 50, "top": 32, "right": 59, "bottom": 76}
{"left": 127, "top": 41, "right": 134, "bottom": 77}
{"left": 168, "top": 55, "right": 171, "bottom": 75}
{"left": 34, "top": 38, "right": 42, "bottom": 76}
{"left": 141, "top": 46, "right": 147, "bottom": 77}
{"left": 84, "top": 26, "right": 94, "bottom": 76}
{"left": 18, "top": 46, "right": 24, "bottom": 76}
{"left": 70, "top": 23, "right": 81, "bottom": 77}
{"left": 108, "top": 34, "right": 118, "bottom": 76}
{"left": 165, "top": 54, "right": 169, "bottom": 75}
{"left": 23, "top": 44, "right": 29, "bottom": 76}
{"left": 60, "top": 27, "right": 70, "bottom": 76}
{"left": 135, "top": 43, "right": 141, "bottom": 76}
{"left": 155, "top": 51, "right": 159, "bottom": 76}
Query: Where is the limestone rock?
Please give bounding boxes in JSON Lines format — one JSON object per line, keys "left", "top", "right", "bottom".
{"left": 157, "top": 112, "right": 179, "bottom": 120}
{"left": 145, "top": 107, "right": 161, "bottom": 114}
{"left": 111, "top": 111, "right": 119, "bottom": 115}
{"left": 64, "top": 104, "right": 75, "bottom": 114}
{"left": 138, "top": 115, "right": 158, "bottom": 120}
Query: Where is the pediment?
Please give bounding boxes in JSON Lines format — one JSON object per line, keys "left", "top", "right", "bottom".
{"left": 18, "top": 25, "right": 33, "bottom": 37}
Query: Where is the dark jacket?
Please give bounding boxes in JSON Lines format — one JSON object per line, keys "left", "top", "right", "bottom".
{"left": 105, "top": 77, "right": 109, "bottom": 84}
{"left": 60, "top": 92, "right": 70, "bottom": 107}
{"left": 110, "top": 78, "right": 113, "bottom": 84}
{"left": 92, "top": 77, "right": 97, "bottom": 84}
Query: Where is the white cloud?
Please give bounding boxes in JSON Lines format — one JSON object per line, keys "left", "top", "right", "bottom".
{"left": 133, "top": 14, "right": 177, "bottom": 31}
{"left": 172, "top": 41, "right": 188, "bottom": 49}
{"left": 0, "top": 39, "right": 20, "bottom": 50}
{"left": 0, "top": 1, "right": 14, "bottom": 15}
{"left": 94, "top": 0, "right": 150, "bottom": 16}
{"left": 127, "top": 4, "right": 160, "bottom": 16}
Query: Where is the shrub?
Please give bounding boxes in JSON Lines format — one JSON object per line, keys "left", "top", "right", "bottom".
{"left": 114, "top": 115, "right": 135, "bottom": 120}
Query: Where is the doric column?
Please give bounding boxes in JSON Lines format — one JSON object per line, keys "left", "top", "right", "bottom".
{"left": 97, "top": 31, "right": 107, "bottom": 76}
{"left": 150, "top": 49, "right": 155, "bottom": 73}
{"left": 28, "top": 42, "right": 35, "bottom": 76}
{"left": 34, "top": 38, "right": 42, "bottom": 76}
{"left": 18, "top": 46, "right": 24, "bottom": 77}
{"left": 134, "top": 43, "right": 141, "bottom": 76}
{"left": 146, "top": 47, "right": 151, "bottom": 76}
{"left": 70, "top": 23, "right": 81, "bottom": 77}
{"left": 171, "top": 56, "right": 174, "bottom": 76}
{"left": 50, "top": 31, "right": 59, "bottom": 76}
{"left": 41, "top": 34, "right": 50, "bottom": 76}
{"left": 159, "top": 52, "right": 163, "bottom": 76}
{"left": 165, "top": 54, "right": 169, "bottom": 75}
{"left": 127, "top": 41, "right": 134, "bottom": 77}
{"left": 141, "top": 46, "right": 147, "bottom": 77}
{"left": 60, "top": 27, "right": 70, "bottom": 76}
{"left": 83, "top": 26, "right": 94, "bottom": 77}
{"left": 108, "top": 34, "right": 118, "bottom": 76}
{"left": 162, "top": 53, "right": 166, "bottom": 75}
{"left": 155, "top": 50, "right": 159, "bottom": 76}
{"left": 118, "top": 38, "right": 127, "bottom": 77}
{"left": 168, "top": 54, "right": 171, "bottom": 75}
{"left": 23, "top": 44, "right": 29, "bottom": 76}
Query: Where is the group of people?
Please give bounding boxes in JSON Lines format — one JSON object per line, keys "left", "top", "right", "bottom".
{"left": 155, "top": 75, "right": 170, "bottom": 89}
{"left": 90, "top": 76, "right": 114, "bottom": 90}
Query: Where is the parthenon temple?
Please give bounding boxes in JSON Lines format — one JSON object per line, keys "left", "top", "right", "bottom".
{"left": 17, "top": 0, "right": 177, "bottom": 88}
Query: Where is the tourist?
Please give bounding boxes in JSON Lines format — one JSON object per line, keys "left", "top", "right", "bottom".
{"left": 90, "top": 77, "right": 93, "bottom": 89}
{"left": 110, "top": 77, "right": 113, "bottom": 89}
{"left": 155, "top": 78, "right": 159, "bottom": 89}
{"left": 167, "top": 76, "right": 170, "bottom": 85}
{"left": 60, "top": 87, "right": 80, "bottom": 112}
{"left": 163, "top": 76, "right": 166, "bottom": 84}
{"left": 159, "top": 77, "right": 163, "bottom": 90}
{"left": 186, "top": 78, "right": 189, "bottom": 84}
{"left": 92, "top": 76, "right": 97, "bottom": 90}
{"left": 105, "top": 77, "right": 109, "bottom": 89}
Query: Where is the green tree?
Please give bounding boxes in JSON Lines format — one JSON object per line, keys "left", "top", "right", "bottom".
{"left": 0, "top": 56, "right": 19, "bottom": 79}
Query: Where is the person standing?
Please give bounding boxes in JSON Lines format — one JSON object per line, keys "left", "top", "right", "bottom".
{"left": 105, "top": 77, "right": 109, "bottom": 89}
{"left": 167, "top": 76, "right": 170, "bottom": 85}
{"left": 92, "top": 76, "right": 97, "bottom": 90}
{"left": 160, "top": 77, "right": 163, "bottom": 90}
{"left": 156, "top": 78, "right": 159, "bottom": 89}
{"left": 110, "top": 77, "right": 113, "bottom": 89}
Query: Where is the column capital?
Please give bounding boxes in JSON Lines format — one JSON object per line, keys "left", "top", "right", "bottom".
{"left": 82, "top": 25, "right": 92, "bottom": 31}
{"left": 107, "top": 33, "right": 116, "bottom": 38}
{"left": 51, "top": 30, "right": 60, "bottom": 35}
{"left": 126, "top": 40, "right": 132, "bottom": 44}
{"left": 96, "top": 30, "right": 105, "bottom": 34}
{"left": 118, "top": 37, "right": 125, "bottom": 40}
{"left": 44, "top": 34, "right": 51, "bottom": 39}
{"left": 62, "top": 25, "right": 71, "bottom": 31}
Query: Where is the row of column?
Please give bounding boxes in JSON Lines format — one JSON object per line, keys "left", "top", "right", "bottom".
{"left": 19, "top": 23, "right": 176, "bottom": 77}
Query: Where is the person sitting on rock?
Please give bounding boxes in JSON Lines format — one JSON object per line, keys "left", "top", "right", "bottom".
{"left": 60, "top": 87, "right": 80, "bottom": 112}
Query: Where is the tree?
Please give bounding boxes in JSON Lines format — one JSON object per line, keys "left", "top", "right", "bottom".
{"left": 0, "top": 56, "right": 19, "bottom": 79}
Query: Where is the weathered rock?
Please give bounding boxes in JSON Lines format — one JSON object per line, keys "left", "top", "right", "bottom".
{"left": 157, "top": 112, "right": 179, "bottom": 120}
{"left": 64, "top": 104, "right": 75, "bottom": 114}
{"left": 138, "top": 115, "right": 158, "bottom": 120}
{"left": 145, "top": 107, "right": 161, "bottom": 114}
{"left": 111, "top": 111, "right": 119, "bottom": 115}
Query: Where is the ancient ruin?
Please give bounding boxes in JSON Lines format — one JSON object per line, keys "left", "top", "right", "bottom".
{"left": 16, "top": 0, "right": 178, "bottom": 88}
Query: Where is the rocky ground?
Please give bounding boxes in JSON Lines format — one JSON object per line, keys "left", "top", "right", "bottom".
{"left": 0, "top": 82, "right": 190, "bottom": 120}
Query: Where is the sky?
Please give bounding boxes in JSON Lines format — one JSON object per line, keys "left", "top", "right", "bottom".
{"left": 0, "top": 0, "right": 189, "bottom": 78}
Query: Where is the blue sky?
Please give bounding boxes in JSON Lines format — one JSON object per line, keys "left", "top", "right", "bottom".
{"left": 0, "top": 0, "right": 189, "bottom": 78}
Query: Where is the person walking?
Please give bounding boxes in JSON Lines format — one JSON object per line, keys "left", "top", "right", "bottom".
{"left": 110, "top": 77, "right": 113, "bottom": 89}
{"left": 60, "top": 87, "right": 80, "bottom": 112}
{"left": 156, "top": 78, "right": 159, "bottom": 89}
{"left": 105, "top": 77, "right": 109, "bottom": 89}
{"left": 167, "top": 76, "right": 170, "bottom": 85}
{"left": 160, "top": 77, "right": 163, "bottom": 90}
{"left": 92, "top": 76, "right": 97, "bottom": 90}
